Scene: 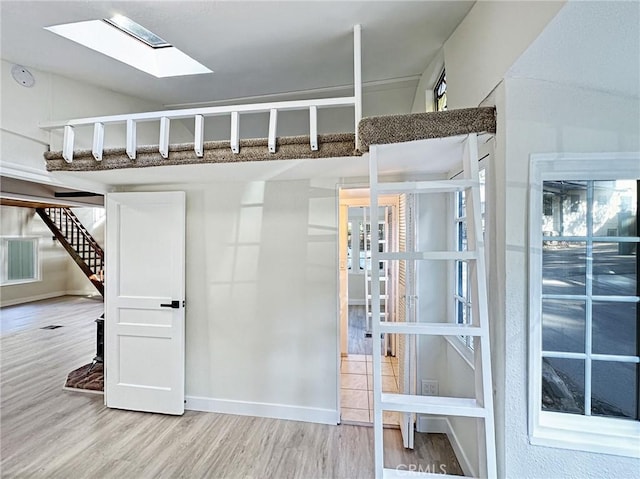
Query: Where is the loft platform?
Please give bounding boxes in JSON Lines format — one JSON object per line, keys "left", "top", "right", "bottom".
{"left": 44, "top": 133, "right": 357, "bottom": 172}
{"left": 358, "top": 107, "right": 496, "bottom": 151}
{"left": 43, "top": 108, "right": 496, "bottom": 173}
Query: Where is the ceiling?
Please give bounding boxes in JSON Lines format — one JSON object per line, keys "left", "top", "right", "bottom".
{"left": 508, "top": 0, "right": 640, "bottom": 99}
{"left": 0, "top": 1, "right": 474, "bottom": 107}
{"left": 1, "top": 176, "right": 104, "bottom": 207}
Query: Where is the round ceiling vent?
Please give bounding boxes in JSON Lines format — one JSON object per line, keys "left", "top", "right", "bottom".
{"left": 11, "top": 65, "right": 35, "bottom": 88}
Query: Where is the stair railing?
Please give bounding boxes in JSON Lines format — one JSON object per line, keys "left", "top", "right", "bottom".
{"left": 36, "top": 207, "right": 104, "bottom": 296}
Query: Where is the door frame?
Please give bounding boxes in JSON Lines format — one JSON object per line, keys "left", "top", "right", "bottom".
{"left": 337, "top": 186, "right": 400, "bottom": 423}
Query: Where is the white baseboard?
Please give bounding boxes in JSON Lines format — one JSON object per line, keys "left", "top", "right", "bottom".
{"left": 417, "top": 415, "right": 476, "bottom": 478}
{"left": 185, "top": 395, "right": 339, "bottom": 425}
{"left": 66, "top": 290, "right": 101, "bottom": 297}
{"left": 0, "top": 290, "right": 101, "bottom": 308}
{"left": 0, "top": 290, "right": 67, "bottom": 308}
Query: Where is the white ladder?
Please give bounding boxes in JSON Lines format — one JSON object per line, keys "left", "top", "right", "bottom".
{"left": 369, "top": 133, "right": 497, "bottom": 479}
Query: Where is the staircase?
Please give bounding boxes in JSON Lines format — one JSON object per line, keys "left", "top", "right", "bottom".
{"left": 36, "top": 207, "right": 104, "bottom": 296}
{"left": 368, "top": 133, "right": 496, "bottom": 478}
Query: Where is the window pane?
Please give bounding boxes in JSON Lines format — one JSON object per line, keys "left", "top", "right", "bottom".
{"left": 457, "top": 191, "right": 465, "bottom": 218}
{"left": 593, "top": 180, "right": 637, "bottom": 237}
{"left": 592, "top": 242, "right": 637, "bottom": 296}
{"left": 591, "top": 361, "right": 638, "bottom": 420}
{"left": 7, "top": 239, "right": 35, "bottom": 281}
{"left": 542, "top": 181, "right": 587, "bottom": 236}
{"left": 542, "top": 242, "right": 586, "bottom": 295}
{"left": 542, "top": 357, "right": 585, "bottom": 414}
{"left": 457, "top": 261, "right": 468, "bottom": 298}
{"left": 456, "top": 299, "right": 464, "bottom": 325}
{"left": 542, "top": 300, "right": 586, "bottom": 353}
{"left": 592, "top": 302, "right": 638, "bottom": 356}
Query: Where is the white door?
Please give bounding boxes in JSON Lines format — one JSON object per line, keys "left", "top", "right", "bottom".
{"left": 398, "top": 194, "right": 417, "bottom": 449}
{"left": 105, "top": 191, "right": 186, "bottom": 415}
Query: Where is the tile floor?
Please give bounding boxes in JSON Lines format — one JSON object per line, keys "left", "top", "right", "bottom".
{"left": 340, "top": 353, "right": 400, "bottom": 426}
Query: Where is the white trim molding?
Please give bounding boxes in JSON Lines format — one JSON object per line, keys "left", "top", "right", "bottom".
{"left": 185, "top": 396, "right": 339, "bottom": 426}
{"left": 528, "top": 152, "right": 640, "bottom": 458}
{"left": 0, "top": 291, "right": 98, "bottom": 308}
{"left": 0, "top": 160, "right": 110, "bottom": 195}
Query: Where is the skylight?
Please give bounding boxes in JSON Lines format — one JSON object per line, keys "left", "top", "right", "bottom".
{"left": 45, "top": 17, "right": 212, "bottom": 78}
{"left": 104, "top": 15, "right": 171, "bottom": 49}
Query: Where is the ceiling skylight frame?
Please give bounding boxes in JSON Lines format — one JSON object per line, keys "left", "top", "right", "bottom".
{"left": 103, "top": 15, "right": 172, "bottom": 49}
{"left": 44, "top": 18, "right": 212, "bottom": 78}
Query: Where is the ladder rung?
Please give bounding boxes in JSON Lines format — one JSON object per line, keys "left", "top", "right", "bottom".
{"left": 367, "top": 295, "right": 388, "bottom": 300}
{"left": 378, "top": 251, "right": 478, "bottom": 261}
{"left": 378, "top": 322, "right": 483, "bottom": 336}
{"left": 368, "top": 312, "right": 388, "bottom": 317}
{"left": 367, "top": 276, "right": 388, "bottom": 281}
{"left": 382, "top": 468, "right": 469, "bottom": 479}
{"left": 379, "top": 393, "right": 487, "bottom": 418}
{"left": 379, "top": 251, "right": 477, "bottom": 261}
{"left": 376, "top": 179, "right": 479, "bottom": 194}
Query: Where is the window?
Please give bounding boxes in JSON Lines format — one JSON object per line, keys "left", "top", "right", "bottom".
{"left": 454, "top": 169, "right": 486, "bottom": 349}
{"left": 347, "top": 208, "right": 386, "bottom": 272}
{"left": 529, "top": 153, "right": 640, "bottom": 458}
{"left": 434, "top": 69, "right": 447, "bottom": 112}
{"left": 1, "top": 237, "right": 39, "bottom": 284}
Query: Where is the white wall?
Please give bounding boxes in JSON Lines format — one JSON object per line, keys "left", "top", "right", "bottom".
{"left": 0, "top": 59, "right": 192, "bottom": 183}
{"left": 415, "top": 192, "right": 448, "bottom": 386}
{"left": 498, "top": 78, "right": 639, "bottom": 479}
{"left": 187, "top": 81, "right": 419, "bottom": 142}
{"left": 411, "top": 49, "right": 444, "bottom": 113}
{"left": 125, "top": 178, "right": 339, "bottom": 423}
{"left": 443, "top": 1, "right": 564, "bottom": 109}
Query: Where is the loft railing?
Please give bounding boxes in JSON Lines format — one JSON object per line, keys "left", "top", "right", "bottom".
{"left": 40, "top": 25, "right": 363, "bottom": 163}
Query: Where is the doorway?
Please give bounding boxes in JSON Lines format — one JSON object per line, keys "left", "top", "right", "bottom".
{"left": 338, "top": 188, "right": 400, "bottom": 426}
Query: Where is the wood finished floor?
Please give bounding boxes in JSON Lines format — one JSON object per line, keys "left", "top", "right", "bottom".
{"left": 347, "top": 306, "right": 372, "bottom": 356}
{"left": 1, "top": 296, "right": 462, "bottom": 478}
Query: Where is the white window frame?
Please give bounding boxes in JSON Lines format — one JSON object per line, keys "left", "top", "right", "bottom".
{"left": 1, "top": 236, "right": 41, "bottom": 285}
{"left": 450, "top": 162, "right": 486, "bottom": 355}
{"left": 528, "top": 152, "right": 640, "bottom": 458}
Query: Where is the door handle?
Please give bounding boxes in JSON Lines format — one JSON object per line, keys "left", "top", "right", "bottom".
{"left": 160, "top": 300, "right": 180, "bottom": 309}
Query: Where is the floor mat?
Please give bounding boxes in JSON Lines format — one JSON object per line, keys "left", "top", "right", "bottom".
{"left": 64, "top": 363, "right": 103, "bottom": 394}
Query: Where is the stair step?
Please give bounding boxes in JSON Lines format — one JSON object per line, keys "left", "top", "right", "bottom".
{"left": 378, "top": 322, "right": 482, "bottom": 336}
{"left": 378, "top": 251, "right": 477, "bottom": 261}
{"left": 379, "top": 393, "right": 487, "bottom": 418}
{"left": 382, "top": 468, "right": 468, "bottom": 478}
{"left": 376, "top": 179, "right": 479, "bottom": 194}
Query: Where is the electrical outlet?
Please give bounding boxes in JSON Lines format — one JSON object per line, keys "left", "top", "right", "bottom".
{"left": 421, "top": 379, "right": 439, "bottom": 396}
